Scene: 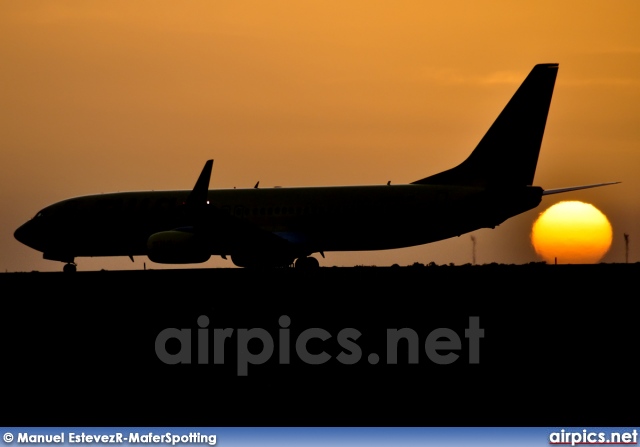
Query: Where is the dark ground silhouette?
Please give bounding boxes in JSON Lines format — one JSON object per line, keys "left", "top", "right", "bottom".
{"left": 2, "top": 263, "right": 638, "bottom": 426}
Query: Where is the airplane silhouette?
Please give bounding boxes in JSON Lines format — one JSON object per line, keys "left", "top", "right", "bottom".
{"left": 14, "top": 63, "right": 618, "bottom": 271}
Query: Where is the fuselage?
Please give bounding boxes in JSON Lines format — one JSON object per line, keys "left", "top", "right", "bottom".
{"left": 14, "top": 183, "right": 543, "bottom": 265}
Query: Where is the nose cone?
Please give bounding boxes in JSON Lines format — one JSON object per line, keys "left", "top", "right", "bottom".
{"left": 14, "top": 220, "right": 40, "bottom": 251}
{"left": 14, "top": 222, "right": 28, "bottom": 244}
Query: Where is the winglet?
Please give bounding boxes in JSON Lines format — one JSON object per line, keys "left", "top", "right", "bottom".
{"left": 186, "top": 160, "right": 213, "bottom": 206}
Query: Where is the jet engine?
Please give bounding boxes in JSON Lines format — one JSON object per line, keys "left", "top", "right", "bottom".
{"left": 147, "top": 230, "right": 210, "bottom": 264}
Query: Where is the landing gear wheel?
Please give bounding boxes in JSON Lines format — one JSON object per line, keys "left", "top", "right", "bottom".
{"left": 295, "top": 256, "right": 320, "bottom": 269}
{"left": 63, "top": 263, "right": 77, "bottom": 273}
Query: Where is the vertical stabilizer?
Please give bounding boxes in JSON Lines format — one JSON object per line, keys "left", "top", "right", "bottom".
{"left": 412, "top": 63, "right": 558, "bottom": 187}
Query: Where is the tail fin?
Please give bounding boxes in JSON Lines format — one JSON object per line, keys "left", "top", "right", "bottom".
{"left": 412, "top": 63, "right": 559, "bottom": 187}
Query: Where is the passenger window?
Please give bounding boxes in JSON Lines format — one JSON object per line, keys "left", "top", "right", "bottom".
{"left": 125, "top": 198, "right": 138, "bottom": 211}
{"left": 156, "top": 197, "right": 171, "bottom": 211}
{"left": 112, "top": 198, "right": 123, "bottom": 211}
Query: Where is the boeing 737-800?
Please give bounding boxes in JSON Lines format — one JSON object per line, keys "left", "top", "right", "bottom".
{"left": 14, "top": 63, "right": 618, "bottom": 271}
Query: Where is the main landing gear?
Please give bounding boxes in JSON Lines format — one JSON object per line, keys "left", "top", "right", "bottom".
{"left": 63, "top": 263, "right": 77, "bottom": 273}
{"left": 295, "top": 256, "right": 320, "bottom": 269}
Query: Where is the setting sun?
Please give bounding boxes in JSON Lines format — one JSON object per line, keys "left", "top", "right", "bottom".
{"left": 531, "top": 201, "right": 613, "bottom": 264}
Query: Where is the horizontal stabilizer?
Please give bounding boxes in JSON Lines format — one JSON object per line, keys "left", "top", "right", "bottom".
{"left": 542, "top": 182, "right": 620, "bottom": 195}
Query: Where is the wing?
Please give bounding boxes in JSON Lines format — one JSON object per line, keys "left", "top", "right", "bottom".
{"left": 184, "top": 160, "right": 306, "bottom": 266}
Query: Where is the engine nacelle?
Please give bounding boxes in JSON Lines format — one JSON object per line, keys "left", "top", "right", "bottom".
{"left": 147, "top": 230, "right": 210, "bottom": 264}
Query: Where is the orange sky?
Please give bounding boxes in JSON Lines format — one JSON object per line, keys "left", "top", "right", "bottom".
{"left": 2, "top": 1, "right": 639, "bottom": 271}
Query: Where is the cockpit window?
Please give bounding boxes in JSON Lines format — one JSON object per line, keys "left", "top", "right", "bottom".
{"left": 34, "top": 211, "right": 43, "bottom": 219}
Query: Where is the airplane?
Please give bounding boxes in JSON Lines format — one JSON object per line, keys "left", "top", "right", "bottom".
{"left": 14, "top": 63, "right": 619, "bottom": 272}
